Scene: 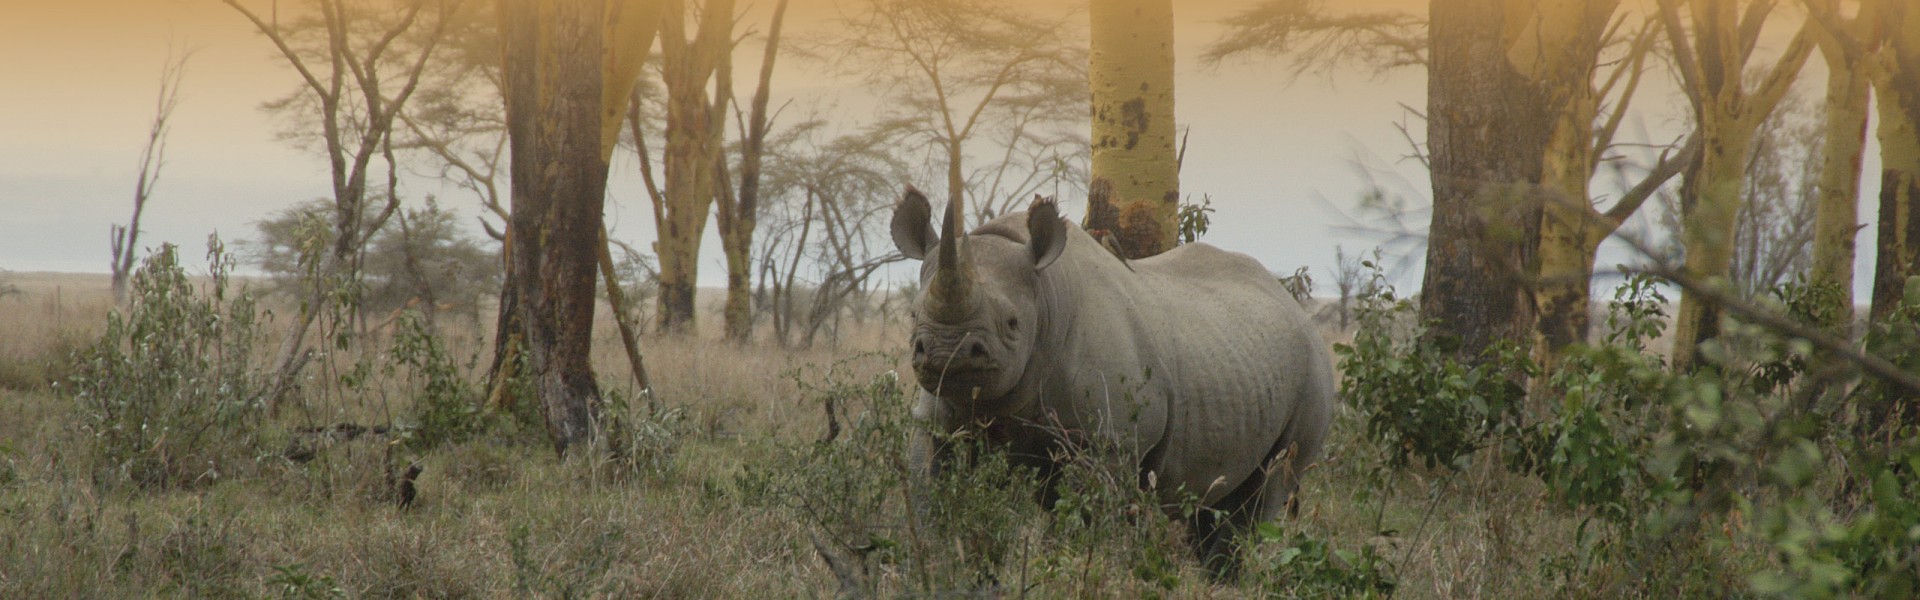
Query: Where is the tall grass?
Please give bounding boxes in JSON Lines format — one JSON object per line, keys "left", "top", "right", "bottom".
{"left": 14, "top": 251, "right": 1909, "bottom": 597}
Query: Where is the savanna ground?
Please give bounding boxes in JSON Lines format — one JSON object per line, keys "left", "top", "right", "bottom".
{"left": 0, "top": 263, "right": 1898, "bottom": 598}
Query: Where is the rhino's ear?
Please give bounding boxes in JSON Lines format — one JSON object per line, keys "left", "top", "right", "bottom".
{"left": 891, "top": 186, "right": 938, "bottom": 260}
{"left": 1027, "top": 195, "right": 1067, "bottom": 270}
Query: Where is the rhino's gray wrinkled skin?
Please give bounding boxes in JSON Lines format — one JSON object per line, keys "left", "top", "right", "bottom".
{"left": 891, "top": 187, "right": 1335, "bottom": 571}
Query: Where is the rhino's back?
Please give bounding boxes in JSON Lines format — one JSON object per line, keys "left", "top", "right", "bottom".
{"left": 1083, "top": 241, "right": 1333, "bottom": 506}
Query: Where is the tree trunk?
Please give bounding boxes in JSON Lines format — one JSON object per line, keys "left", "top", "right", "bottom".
{"left": 497, "top": 0, "right": 616, "bottom": 454}
{"left": 1420, "top": 0, "right": 1553, "bottom": 357}
{"left": 654, "top": 0, "right": 733, "bottom": 336}
{"left": 1522, "top": 0, "right": 1619, "bottom": 363}
{"left": 1866, "top": 5, "right": 1920, "bottom": 324}
{"left": 1085, "top": 0, "right": 1179, "bottom": 259}
{"left": 717, "top": 0, "right": 788, "bottom": 343}
{"left": 1659, "top": 0, "right": 1812, "bottom": 371}
{"left": 1671, "top": 123, "right": 1757, "bottom": 367}
{"left": 1810, "top": 29, "right": 1871, "bottom": 328}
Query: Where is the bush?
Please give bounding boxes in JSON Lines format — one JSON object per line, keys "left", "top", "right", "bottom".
{"left": 69, "top": 239, "right": 269, "bottom": 490}
{"left": 1250, "top": 526, "right": 1397, "bottom": 599}
{"left": 1747, "top": 278, "right": 1920, "bottom": 598}
{"left": 736, "top": 359, "right": 1044, "bottom": 595}
{"left": 1334, "top": 269, "right": 1920, "bottom": 596}
{"left": 594, "top": 388, "right": 686, "bottom": 483}
{"left": 245, "top": 197, "right": 499, "bottom": 319}
{"left": 386, "top": 310, "right": 487, "bottom": 451}
{"left": 1511, "top": 275, "right": 1672, "bottom": 525}
{"left": 1335, "top": 265, "right": 1535, "bottom": 471}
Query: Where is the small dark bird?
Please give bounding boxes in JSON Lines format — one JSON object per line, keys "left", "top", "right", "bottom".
{"left": 397, "top": 462, "right": 424, "bottom": 510}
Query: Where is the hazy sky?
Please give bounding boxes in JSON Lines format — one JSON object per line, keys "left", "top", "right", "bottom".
{"left": 0, "top": 0, "right": 1878, "bottom": 298}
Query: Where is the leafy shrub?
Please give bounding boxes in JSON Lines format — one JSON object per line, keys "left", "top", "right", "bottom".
{"left": 1277, "top": 266, "right": 1314, "bottom": 305}
{"left": 737, "top": 360, "right": 1043, "bottom": 595}
{"left": 594, "top": 388, "right": 686, "bottom": 483}
{"left": 1747, "top": 278, "right": 1920, "bottom": 598}
{"left": 267, "top": 563, "right": 346, "bottom": 600}
{"left": 1336, "top": 270, "right": 1920, "bottom": 596}
{"left": 1511, "top": 275, "right": 1672, "bottom": 525}
{"left": 1251, "top": 526, "right": 1397, "bottom": 599}
{"left": 1177, "top": 195, "right": 1214, "bottom": 244}
{"left": 1040, "top": 420, "right": 1197, "bottom": 592}
{"left": 386, "top": 310, "right": 487, "bottom": 451}
{"left": 1335, "top": 267, "right": 1535, "bottom": 470}
{"left": 739, "top": 357, "right": 1229, "bottom": 595}
{"left": 69, "top": 239, "right": 268, "bottom": 490}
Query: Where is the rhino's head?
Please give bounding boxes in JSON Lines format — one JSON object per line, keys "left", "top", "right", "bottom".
{"left": 891, "top": 187, "right": 1066, "bottom": 407}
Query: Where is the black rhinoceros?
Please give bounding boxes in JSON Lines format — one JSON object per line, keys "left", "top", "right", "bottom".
{"left": 892, "top": 187, "right": 1335, "bottom": 569}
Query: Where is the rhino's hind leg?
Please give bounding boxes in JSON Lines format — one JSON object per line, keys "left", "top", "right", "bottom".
{"left": 1189, "top": 466, "right": 1265, "bottom": 579}
{"left": 1191, "top": 438, "right": 1307, "bottom": 579}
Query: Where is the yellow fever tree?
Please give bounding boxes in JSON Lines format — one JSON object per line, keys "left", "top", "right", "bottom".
{"left": 1085, "top": 0, "right": 1179, "bottom": 258}
{"left": 1658, "top": 0, "right": 1814, "bottom": 372}
{"left": 494, "top": 0, "right": 661, "bottom": 453}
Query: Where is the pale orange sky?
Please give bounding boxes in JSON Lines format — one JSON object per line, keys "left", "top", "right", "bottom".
{"left": 1, "top": 0, "right": 1864, "bottom": 296}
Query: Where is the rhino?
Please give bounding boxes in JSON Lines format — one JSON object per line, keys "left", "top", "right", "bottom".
{"left": 891, "top": 187, "right": 1336, "bottom": 570}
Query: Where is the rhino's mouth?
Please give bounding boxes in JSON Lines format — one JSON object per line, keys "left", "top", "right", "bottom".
{"left": 914, "top": 361, "right": 998, "bottom": 398}
{"left": 912, "top": 345, "right": 1000, "bottom": 398}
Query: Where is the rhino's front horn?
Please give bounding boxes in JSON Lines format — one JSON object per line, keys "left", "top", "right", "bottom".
{"left": 928, "top": 193, "right": 973, "bottom": 320}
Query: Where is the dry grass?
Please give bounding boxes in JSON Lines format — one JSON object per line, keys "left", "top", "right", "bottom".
{"left": 0, "top": 273, "right": 1646, "bottom": 598}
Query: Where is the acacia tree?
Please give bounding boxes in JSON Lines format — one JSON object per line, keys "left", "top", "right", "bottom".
{"left": 1084, "top": 0, "right": 1178, "bottom": 258}
{"left": 1803, "top": 0, "right": 1873, "bottom": 326}
{"left": 222, "top": 0, "right": 463, "bottom": 403}
{"left": 493, "top": 0, "right": 661, "bottom": 453}
{"left": 1417, "top": 0, "right": 1559, "bottom": 357}
{"left": 1208, "top": 1, "right": 1688, "bottom": 365}
{"left": 1728, "top": 95, "right": 1823, "bottom": 298}
{"left": 714, "top": 0, "right": 792, "bottom": 343}
{"left": 111, "top": 51, "right": 190, "bottom": 304}
{"left": 648, "top": 0, "right": 734, "bottom": 335}
{"left": 1863, "top": 1, "right": 1920, "bottom": 324}
{"left": 753, "top": 124, "right": 911, "bottom": 347}
{"left": 394, "top": 2, "right": 511, "bottom": 239}
{"left": 1658, "top": 0, "right": 1814, "bottom": 371}
{"left": 828, "top": 0, "right": 1085, "bottom": 227}
{"left": 1520, "top": 14, "right": 1707, "bottom": 371}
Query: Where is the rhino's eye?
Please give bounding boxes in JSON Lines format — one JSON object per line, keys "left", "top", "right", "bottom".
{"left": 1006, "top": 317, "right": 1019, "bottom": 331}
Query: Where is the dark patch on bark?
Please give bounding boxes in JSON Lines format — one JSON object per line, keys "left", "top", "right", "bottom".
{"left": 1117, "top": 202, "right": 1164, "bottom": 259}
{"left": 658, "top": 279, "right": 696, "bottom": 335}
{"left": 1120, "top": 97, "right": 1149, "bottom": 151}
{"left": 1082, "top": 177, "right": 1170, "bottom": 260}
{"left": 1538, "top": 287, "right": 1588, "bottom": 351}
{"left": 1085, "top": 177, "right": 1121, "bottom": 242}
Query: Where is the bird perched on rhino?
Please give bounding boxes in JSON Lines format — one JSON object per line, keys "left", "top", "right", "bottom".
{"left": 891, "top": 186, "right": 1335, "bottom": 575}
